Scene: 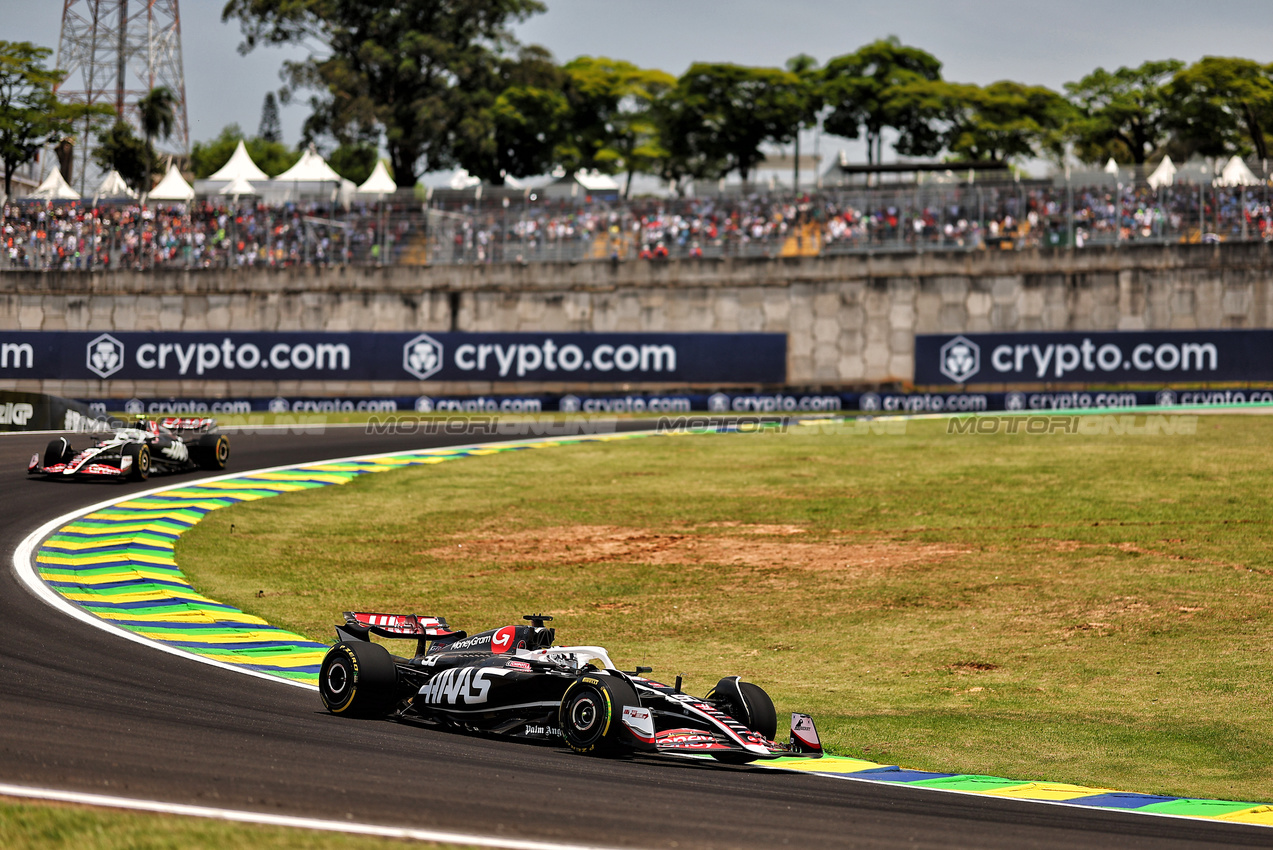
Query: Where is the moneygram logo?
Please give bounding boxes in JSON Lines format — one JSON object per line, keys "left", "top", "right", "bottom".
{"left": 87, "top": 334, "right": 125, "bottom": 379}
{"left": 940, "top": 336, "right": 980, "bottom": 383}
{"left": 403, "top": 333, "right": 444, "bottom": 380}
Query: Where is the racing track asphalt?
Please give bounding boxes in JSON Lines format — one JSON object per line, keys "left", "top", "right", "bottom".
{"left": 0, "top": 423, "right": 1269, "bottom": 850}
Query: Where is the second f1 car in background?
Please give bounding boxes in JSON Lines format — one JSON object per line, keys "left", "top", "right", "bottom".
{"left": 319, "top": 612, "right": 824, "bottom": 763}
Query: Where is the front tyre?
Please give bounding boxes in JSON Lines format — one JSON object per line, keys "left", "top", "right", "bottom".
{"left": 44, "top": 437, "right": 74, "bottom": 467}
{"left": 559, "top": 675, "right": 641, "bottom": 756}
{"left": 319, "top": 641, "right": 399, "bottom": 718}
{"left": 125, "top": 444, "right": 151, "bottom": 481}
{"left": 707, "top": 677, "right": 778, "bottom": 764}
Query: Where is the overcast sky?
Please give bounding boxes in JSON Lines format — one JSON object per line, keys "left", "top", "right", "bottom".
{"left": 5, "top": 0, "right": 1273, "bottom": 177}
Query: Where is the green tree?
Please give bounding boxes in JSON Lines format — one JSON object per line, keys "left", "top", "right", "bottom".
{"left": 223, "top": 0, "right": 547, "bottom": 188}
{"left": 328, "top": 140, "right": 379, "bottom": 183}
{"left": 137, "top": 85, "right": 177, "bottom": 183}
{"left": 1064, "top": 60, "right": 1182, "bottom": 165}
{"left": 92, "top": 120, "right": 151, "bottom": 189}
{"left": 0, "top": 41, "right": 91, "bottom": 198}
{"left": 1167, "top": 56, "right": 1273, "bottom": 161}
{"left": 821, "top": 37, "right": 944, "bottom": 164}
{"left": 189, "top": 124, "right": 300, "bottom": 178}
{"left": 942, "top": 81, "right": 1074, "bottom": 164}
{"left": 785, "top": 53, "right": 823, "bottom": 190}
{"left": 258, "top": 91, "right": 282, "bottom": 143}
{"left": 559, "top": 56, "right": 675, "bottom": 196}
{"left": 451, "top": 45, "right": 569, "bottom": 185}
{"left": 660, "top": 62, "right": 808, "bottom": 187}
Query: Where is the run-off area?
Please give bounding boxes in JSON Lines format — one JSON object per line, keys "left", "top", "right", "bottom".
{"left": 173, "top": 416, "right": 1273, "bottom": 807}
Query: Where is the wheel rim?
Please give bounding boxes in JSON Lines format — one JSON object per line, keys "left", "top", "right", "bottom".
{"left": 326, "top": 660, "right": 349, "bottom": 696}
{"left": 138, "top": 447, "right": 149, "bottom": 474}
{"left": 216, "top": 438, "right": 229, "bottom": 462}
{"left": 570, "top": 695, "right": 598, "bottom": 734}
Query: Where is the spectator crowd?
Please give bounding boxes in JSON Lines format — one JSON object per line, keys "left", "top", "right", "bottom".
{"left": 4, "top": 181, "right": 1273, "bottom": 271}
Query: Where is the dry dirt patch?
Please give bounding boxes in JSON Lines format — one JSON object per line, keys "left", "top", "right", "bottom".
{"left": 414, "top": 524, "right": 967, "bottom": 574}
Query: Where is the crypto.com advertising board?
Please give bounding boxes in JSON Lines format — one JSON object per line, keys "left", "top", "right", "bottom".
{"left": 915, "top": 330, "right": 1273, "bottom": 386}
{"left": 0, "top": 332, "right": 787, "bottom": 384}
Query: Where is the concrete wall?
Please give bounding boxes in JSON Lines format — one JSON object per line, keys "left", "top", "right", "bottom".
{"left": 2, "top": 243, "right": 1270, "bottom": 397}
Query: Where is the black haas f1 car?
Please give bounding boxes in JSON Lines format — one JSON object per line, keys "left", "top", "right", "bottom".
{"left": 28, "top": 417, "right": 230, "bottom": 481}
{"left": 319, "top": 612, "right": 824, "bottom": 763}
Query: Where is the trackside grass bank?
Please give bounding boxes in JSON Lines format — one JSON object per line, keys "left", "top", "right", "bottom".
{"left": 177, "top": 416, "right": 1273, "bottom": 802}
{"left": 0, "top": 798, "right": 475, "bottom": 850}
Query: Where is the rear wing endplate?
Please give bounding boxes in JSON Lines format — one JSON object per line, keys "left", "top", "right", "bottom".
{"left": 336, "top": 611, "right": 466, "bottom": 655}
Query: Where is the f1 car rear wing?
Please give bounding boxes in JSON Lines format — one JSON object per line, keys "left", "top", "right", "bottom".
{"left": 336, "top": 611, "right": 466, "bottom": 656}
{"left": 161, "top": 417, "right": 217, "bottom": 433}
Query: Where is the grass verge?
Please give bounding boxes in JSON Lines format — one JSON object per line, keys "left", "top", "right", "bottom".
{"left": 0, "top": 797, "right": 476, "bottom": 850}
{"left": 177, "top": 416, "right": 1273, "bottom": 803}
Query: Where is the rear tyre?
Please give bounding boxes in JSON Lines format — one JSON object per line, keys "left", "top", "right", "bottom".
{"left": 319, "top": 641, "right": 399, "bottom": 718}
{"left": 44, "top": 438, "right": 73, "bottom": 466}
{"left": 192, "top": 434, "right": 230, "bottom": 470}
{"left": 559, "top": 675, "right": 639, "bottom": 756}
{"left": 707, "top": 677, "right": 778, "bottom": 764}
{"left": 125, "top": 444, "right": 151, "bottom": 481}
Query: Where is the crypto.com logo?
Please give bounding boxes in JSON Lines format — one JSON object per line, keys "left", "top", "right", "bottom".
{"left": 403, "top": 333, "right": 444, "bottom": 380}
{"left": 939, "top": 336, "right": 980, "bottom": 383}
{"left": 86, "top": 333, "right": 125, "bottom": 379}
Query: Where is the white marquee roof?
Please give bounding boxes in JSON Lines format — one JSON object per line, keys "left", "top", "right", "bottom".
{"left": 275, "top": 144, "right": 342, "bottom": 182}
{"left": 219, "top": 176, "right": 259, "bottom": 196}
{"left": 29, "top": 168, "right": 81, "bottom": 200}
{"left": 1215, "top": 155, "right": 1262, "bottom": 187}
{"left": 94, "top": 169, "right": 137, "bottom": 200}
{"left": 147, "top": 163, "right": 195, "bottom": 202}
{"left": 208, "top": 140, "right": 269, "bottom": 182}
{"left": 356, "top": 160, "right": 397, "bottom": 195}
{"left": 1146, "top": 156, "right": 1176, "bottom": 190}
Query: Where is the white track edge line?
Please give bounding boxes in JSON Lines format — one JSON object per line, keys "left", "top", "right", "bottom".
{"left": 0, "top": 782, "right": 632, "bottom": 850}
{"left": 12, "top": 430, "right": 664, "bottom": 692}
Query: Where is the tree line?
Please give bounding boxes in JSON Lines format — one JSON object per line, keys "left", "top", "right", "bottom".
{"left": 218, "top": 0, "right": 1273, "bottom": 192}
{"left": 3, "top": 0, "right": 1273, "bottom": 199}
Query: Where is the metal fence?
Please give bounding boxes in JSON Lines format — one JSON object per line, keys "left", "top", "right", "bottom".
{"left": 3, "top": 177, "right": 1272, "bottom": 271}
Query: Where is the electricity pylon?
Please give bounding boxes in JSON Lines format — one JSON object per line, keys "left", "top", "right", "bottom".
{"left": 53, "top": 0, "right": 189, "bottom": 193}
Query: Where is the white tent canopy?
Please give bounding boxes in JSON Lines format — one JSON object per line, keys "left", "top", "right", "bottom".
{"left": 448, "top": 168, "right": 481, "bottom": 190}
{"left": 208, "top": 140, "right": 269, "bottom": 182}
{"left": 219, "top": 176, "right": 259, "bottom": 197}
{"left": 356, "top": 160, "right": 397, "bottom": 196}
{"left": 1146, "top": 156, "right": 1176, "bottom": 190}
{"left": 574, "top": 170, "right": 620, "bottom": 192}
{"left": 1103, "top": 158, "right": 1119, "bottom": 176}
{"left": 269, "top": 144, "right": 354, "bottom": 203}
{"left": 275, "top": 144, "right": 343, "bottom": 182}
{"left": 94, "top": 169, "right": 137, "bottom": 200}
{"left": 1215, "top": 155, "right": 1261, "bottom": 187}
{"left": 147, "top": 163, "right": 195, "bottom": 202}
{"left": 29, "top": 168, "right": 80, "bottom": 200}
